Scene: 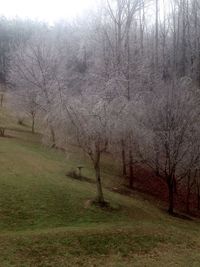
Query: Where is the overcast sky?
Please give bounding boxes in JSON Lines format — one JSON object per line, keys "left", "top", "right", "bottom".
{"left": 0, "top": 0, "right": 95, "bottom": 24}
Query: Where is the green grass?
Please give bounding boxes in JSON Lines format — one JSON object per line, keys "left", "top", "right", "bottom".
{"left": 0, "top": 109, "right": 200, "bottom": 266}
{"left": 0, "top": 136, "right": 156, "bottom": 232}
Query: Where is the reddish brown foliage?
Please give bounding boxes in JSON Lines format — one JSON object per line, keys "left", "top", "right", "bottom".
{"left": 131, "top": 165, "right": 200, "bottom": 217}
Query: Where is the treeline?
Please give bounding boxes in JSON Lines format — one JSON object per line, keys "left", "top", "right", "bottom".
{"left": 1, "top": 0, "right": 200, "bottom": 215}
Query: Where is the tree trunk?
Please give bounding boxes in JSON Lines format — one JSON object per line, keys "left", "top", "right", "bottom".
{"left": 94, "top": 149, "right": 105, "bottom": 205}
{"left": 155, "top": 145, "right": 160, "bottom": 176}
{"left": 121, "top": 140, "right": 127, "bottom": 176}
{"left": 95, "top": 165, "right": 105, "bottom": 204}
{"left": 180, "top": 0, "right": 187, "bottom": 77}
{"left": 173, "top": 176, "right": 178, "bottom": 194}
{"left": 197, "top": 184, "right": 200, "bottom": 210}
{"left": 31, "top": 115, "right": 35, "bottom": 134}
{"left": 186, "top": 188, "right": 190, "bottom": 213}
{"left": 167, "top": 176, "right": 174, "bottom": 214}
{"left": 50, "top": 126, "right": 56, "bottom": 147}
{"left": 139, "top": 1, "right": 144, "bottom": 56}
{"left": 155, "top": 0, "right": 159, "bottom": 71}
{"left": 0, "top": 127, "right": 5, "bottom": 137}
{"left": 186, "top": 175, "right": 191, "bottom": 213}
{"left": 129, "top": 149, "right": 134, "bottom": 189}
{"left": 0, "top": 93, "right": 4, "bottom": 108}
{"left": 154, "top": 137, "right": 160, "bottom": 176}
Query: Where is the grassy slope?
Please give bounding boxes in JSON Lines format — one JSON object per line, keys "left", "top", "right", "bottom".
{"left": 0, "top": 110, "right": 200, "bottom": 266}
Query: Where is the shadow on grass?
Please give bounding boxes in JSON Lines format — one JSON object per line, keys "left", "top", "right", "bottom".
{"left": 66, "top": 170, "right": 95, "bottom": 184}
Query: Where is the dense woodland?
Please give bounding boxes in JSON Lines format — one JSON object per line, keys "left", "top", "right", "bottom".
{"left": 1, "top": 0, "right": 200, "bottom": 215}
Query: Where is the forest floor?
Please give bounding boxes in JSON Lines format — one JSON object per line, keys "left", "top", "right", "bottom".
{"left": 0, "top": 109, "right": 200, "bottom": 266}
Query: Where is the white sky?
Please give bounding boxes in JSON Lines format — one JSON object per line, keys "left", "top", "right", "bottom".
{"left": 0, "top": 0, "right": 95, "bottom": 24}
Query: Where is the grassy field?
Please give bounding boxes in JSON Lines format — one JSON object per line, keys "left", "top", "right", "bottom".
{"left": 0, "top": 110, "right": 200, "bottom": 266}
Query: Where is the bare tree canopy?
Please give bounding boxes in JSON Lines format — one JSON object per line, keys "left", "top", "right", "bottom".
{"left": 0, "top": 0, "right": 199, "bottom": 213}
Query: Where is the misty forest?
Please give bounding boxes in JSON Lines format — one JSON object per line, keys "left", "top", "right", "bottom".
{"left": 1, "top": 0, "right": 200, "bottom": 266}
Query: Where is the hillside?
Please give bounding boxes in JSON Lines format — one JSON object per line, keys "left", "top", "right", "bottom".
{"left": 0, "top": 111, "right": 200, "bottom": 266}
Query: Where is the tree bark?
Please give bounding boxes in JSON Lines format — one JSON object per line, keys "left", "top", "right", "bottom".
{"left": 167, "top": 176, "right": 174, "bottom": 214}
{"left": 155, "top": 0, "right": 159, "bottom": 71}
{"left": 186, "top": 187, "right": 190, "bottom": 213}
{"left": 121, "top": 139, "right": 127, "bottom": 176}
{"left": 197, "top": 184, "right": 200, "bottom": 210}
{"left": 95, "top": 164, "right": 105, "bottom": 204}
{"left": 94, "top": 148, "right": 105, "bottom": 205}
{"left": 0, "top": 93, "right": 4, "bottom": 108}
{"left": 50, "top": 126, "right": 56, "bottom": 147}
{"left": 186, "top": 174, "right": 191, "bottom": 213}
{"left": 180, "top": 0, "right": 187, "bottom": 76}
{"left": 31, "top": 114, "right": 35, "bottom": 134}
{"left": 0, "top": 127, "right": 5, "bottom": 137}
{"left": 173, "top": 177, "right": 178, "bottom": 195}
{"left": 129, "top": 149, "right": 134, "bottom": 189}
{"left": 155, "top": 142, "right": 160, "bottom": 176}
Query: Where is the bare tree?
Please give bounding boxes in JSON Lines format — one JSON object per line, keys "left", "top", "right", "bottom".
{"left": 140, "top": 78, "right": 200, "bottom": 214}
{"left": 60, "top": 93, "right": 112, "bottom": 205}
{"left": 9, "top": 32, "right": 66, "bottom": 145}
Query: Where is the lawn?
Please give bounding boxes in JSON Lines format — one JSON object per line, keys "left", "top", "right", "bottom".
{"left": 0, "top": 112, "right": 200, "bottom": 266}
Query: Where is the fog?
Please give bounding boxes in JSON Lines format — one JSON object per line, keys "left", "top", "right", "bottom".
{"left": 0, "top": 0, "right": 95, "bottom": 23}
